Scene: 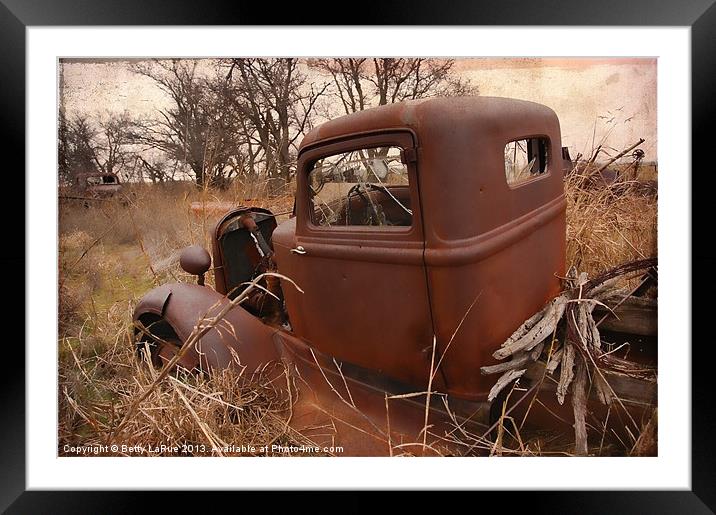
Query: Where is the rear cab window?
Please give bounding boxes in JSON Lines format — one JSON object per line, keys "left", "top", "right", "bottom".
{"left": 504, "top": 137, "right": 550, "bottom": 186}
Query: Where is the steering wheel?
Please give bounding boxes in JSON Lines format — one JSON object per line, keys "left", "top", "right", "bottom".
{"left": 346, "top": 183, "right": 412, "bottom": 226}
{"left": 345, "top": 183, "right": 384, "bottom": 225}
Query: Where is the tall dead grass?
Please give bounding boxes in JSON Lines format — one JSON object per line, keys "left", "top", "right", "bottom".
{"left": 60, "top": 336, "right": 313, "bottom": 456}
{"left": 564, "top": 165, "right": 657, "bottom": 277}
{"left": 58, "top": 149, "right": 656, "bottom": 456}
{"left": 58, "top": 180, "right": 300, "bottom": 456}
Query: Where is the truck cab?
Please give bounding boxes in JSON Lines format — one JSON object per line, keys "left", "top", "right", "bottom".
{"left": 74, "top": 171, "right": 122, "bottom": 198}
{"left": 273, "top": 96, "right": 565, "bottom": 400}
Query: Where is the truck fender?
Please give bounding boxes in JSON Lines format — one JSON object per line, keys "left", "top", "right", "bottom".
{"left": 133, "top": 283, "right": 280, "bottom": 373}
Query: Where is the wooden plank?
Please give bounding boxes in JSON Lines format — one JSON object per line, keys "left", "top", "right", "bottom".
{"left": 524, "top": 360, "right": 657, "bottom": 406}
{"left": 594, "top": 295, "right": 657, "bottom": 336}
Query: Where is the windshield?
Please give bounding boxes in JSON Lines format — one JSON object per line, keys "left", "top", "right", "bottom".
{"left": 308, "top": 146, "right": 412, "bottom": 227}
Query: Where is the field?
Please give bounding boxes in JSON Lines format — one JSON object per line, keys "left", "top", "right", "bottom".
{"left": 58, "top": 170, "right": 657, "bottom": 457}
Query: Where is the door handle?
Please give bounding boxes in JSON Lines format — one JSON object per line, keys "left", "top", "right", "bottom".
{"left": 290, "top": 245, "right": 307, "bottom": 255}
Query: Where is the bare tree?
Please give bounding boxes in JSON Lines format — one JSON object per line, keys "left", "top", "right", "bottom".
{"left": 58, "top": 112, "right": 99, "bottom": 185}
{"left": 312, "top": 58, "right": 477, "bottom": 115}
{"left": 225, "top": 58, "right": 329, "bottom": 187}
{"left": 133, "top": 155, "right": 183, "bottom": 183}
{"left": 311, "top": 58, "right": 369, "bottom": 116}
{"left": 58, "top": 110, "right": 137, "bottom": 185}
{"left": 58, "top": 111, "right": 71, "bottom": 184}
{"left": 58, "top": 107, "right": 140, "bottom": 187}
{"left": 92, "top": 111, "right": 135, "bottom": 179}
{"left": 58, "top": 58, "right": 474, "bottom": 190}
{"left": 130, "top": 59, "right": 243, "bottom": 187}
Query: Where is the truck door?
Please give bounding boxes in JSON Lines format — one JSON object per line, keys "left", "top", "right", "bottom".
{"left": 283, "top": 131, "right": 442, "bottom": 391}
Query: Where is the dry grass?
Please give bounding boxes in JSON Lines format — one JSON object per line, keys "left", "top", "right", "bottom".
{"left": 565, "top": 166, "right": 657, "bottom": 278}
{"left": 58, "top": 180, "right": 299, "bottom": 456}
{"left": 58, "top": 150, "right": 656, "bottom": 457}
{"left": 60, "top": 343, "right": 308, "bottom": 456}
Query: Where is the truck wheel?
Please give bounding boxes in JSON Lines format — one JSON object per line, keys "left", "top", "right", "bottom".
{"left": 134, "top": 315, "right": 195, "bottom": 371}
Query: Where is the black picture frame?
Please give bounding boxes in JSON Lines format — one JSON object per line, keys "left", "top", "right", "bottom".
{"left": 5, "top": 0, "right": 714, "bottom": 511}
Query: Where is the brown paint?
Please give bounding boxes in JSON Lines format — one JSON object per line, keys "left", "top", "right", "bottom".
{"left": 133, "top": 97, "right": 647, "bottom": 455}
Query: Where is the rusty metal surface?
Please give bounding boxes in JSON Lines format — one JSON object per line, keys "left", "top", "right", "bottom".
{"left": 272, "top": 133, "right": 438, "bottom": 390}
{"left": 133, "top": 284, "right": 172, "bottom": 318}
{"left": 274, "top": 97, "right": 566, "bottom": 401}
{"left": 211, "top": 207, "right": 277, "bottom": 296}
{"left": 74, "top": 171, "right": 122, "bottom": 197}
{"left": 179, "top": 245, "right": 211, "bottom": 277}
{"left": 131, "top": 97, "right": 641, "bottom": 454}
{"left": 278, "top": 331, "right": 490, "bottom": 456}
{"left": 134, "top": 282, "right": 281, "bottom": 373}
{"left": 133, "top": 283, "right": 490, "bottom": 455}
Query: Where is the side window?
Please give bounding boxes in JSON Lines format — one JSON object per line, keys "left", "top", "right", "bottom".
{"left": 308, "top": 145, "right": 413, "bottom": 228}
{"left": 504, "top": 137, "right": 549, "bottom": 186}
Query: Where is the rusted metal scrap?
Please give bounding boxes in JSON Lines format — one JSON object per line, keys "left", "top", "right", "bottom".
{"left": 72, "top": 171, "right": 122, "bottom": 198}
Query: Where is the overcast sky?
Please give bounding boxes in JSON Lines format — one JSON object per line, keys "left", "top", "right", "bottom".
{"left": 59, "top": 57, "right": 657, "bottom": 162}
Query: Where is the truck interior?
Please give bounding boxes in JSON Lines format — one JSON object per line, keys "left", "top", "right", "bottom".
{"left": 308, "top": 145, "right": 413, "bottom": 227}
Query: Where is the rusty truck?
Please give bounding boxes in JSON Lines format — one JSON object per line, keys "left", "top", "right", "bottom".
{"left": 73, "top": 171, "right": 122, "bottom": 198}
{"left": 132, "top": 97, "right": 656, "bottom": 456}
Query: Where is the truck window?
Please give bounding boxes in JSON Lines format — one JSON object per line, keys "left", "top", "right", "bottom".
{"left": 308, "top": 145, "right": 413, "bottom": 227}
{"left": 504, "top": 137, "right": 549, "bottom": 186}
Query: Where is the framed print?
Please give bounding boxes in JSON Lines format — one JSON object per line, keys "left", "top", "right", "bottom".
{"left": 4, "top": 0, "right": 715, "bottom": 511}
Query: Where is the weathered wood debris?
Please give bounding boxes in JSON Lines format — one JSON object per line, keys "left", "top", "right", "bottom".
{"left": 481, "top": 257, "right": 657, "bottom": 455}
